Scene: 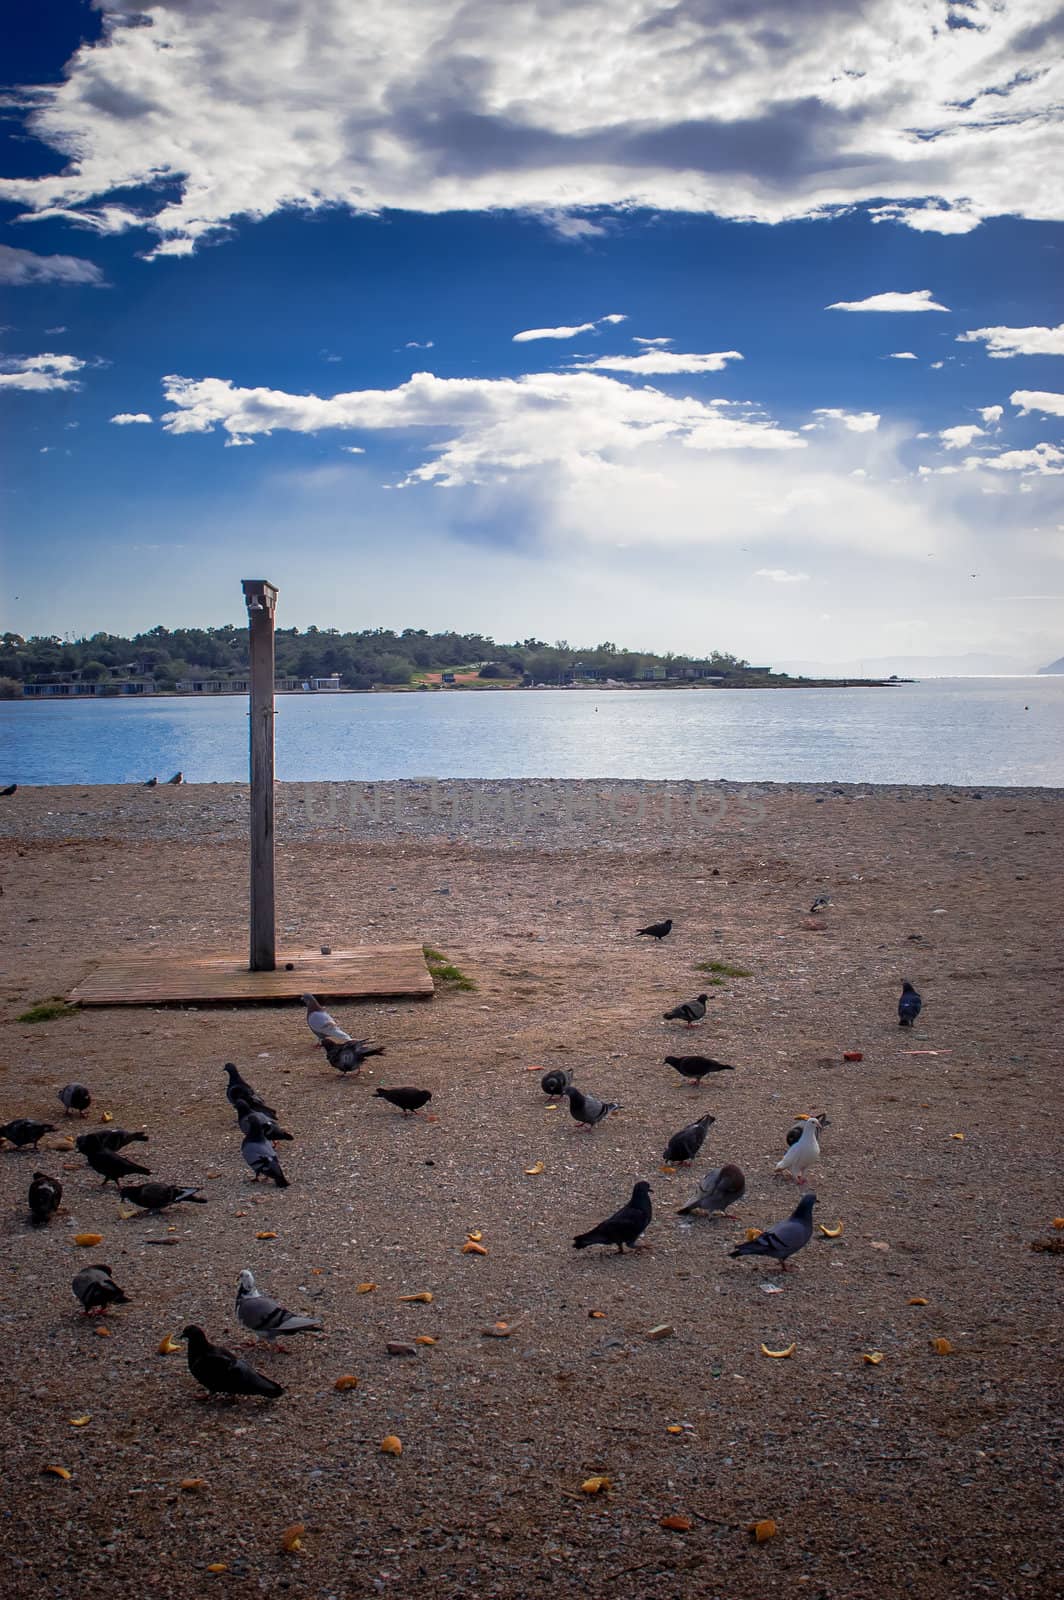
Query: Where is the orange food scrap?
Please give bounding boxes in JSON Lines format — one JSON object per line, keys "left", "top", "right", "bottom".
{"left": 745, "top": 1228, "right": 763, "bottom": 1243}
{"left": 255, "top": 1231, "right": 278, "bottom": 1240}
{"left": 158, "top": 1333, "right": 181, "bottom": 1354}
{"left": 462, "top": 1241, "right": 488, "bottom": 1256}
{"left": 380, "top": 1435, "right": 403, "bottom": 1456}
{"left": 588, "top": 1311, "right": 606, "bottom": 1320}
{"left": 750, "top": 1519, "right": 777, "bottom": 1544}
{"left": 482, "top": 1321, "right": 511, "bottom": 1338}
{"left": 398, "top": 1291, "right": 433, "bottom": 1304}
{"left": 660, "top": 1165, "right": 676, "bottom": 1175}
{"left": 180, "top": 1479, "right": 207, "bottom": 1492}
{"left": 101, "top": 1112, "right": 113, "bottom": 1124}
{"left": 356, "top": 1282, "right": 377, "bottom": 1294}
{"left": 759, "top": 1343, "right": 795, "bottom": 1359}
{"left": 862, "top": 1352, "right": 884, "bottom": 1365}
{"left": 93, "top": 1325, "right": 111, "bottom": 1337}
{"left": 206, "top": 1564, "right": 228, "bottom": 1574}
{"left": 466, "top": 1230, "right": 483, "bottom": 1242}
{"left": 665, "top": 1425, "right": 684, "bottom": 1435}
{"left": 580, "top": 1476, "right": 610, "bottom": 1495}
{"left": 931, "top": 1337, "right": 954, "bottom": 1355}
{"left": 333, "top": 1375, "right": 360, "bottom": 1391}
{"left": 73, "top": 1233, "right": 103, "bottom": 1247}
{"left": 950, "top": 1133, "right": 965, "bottom": 1141}
{"left": 1052, "top": 1219, "right": 1064, "bottom": 1230}
{"left": 280, "top": 1524, "right": 305, "bottom": 1554}
{"left": 68, "top": 1416, "right": 91, "bottom": 1427}
{"left": 660, "top": 1514, "right": 692, "bottom": 1532}
{"left": 414, "top": 1336, "right": 437, "bottom": 1346}
{"left": 908, "top": 1297, "right": 929, "bottom": 1307}
{"left": 524, "top": 1162, "right": 545, "bottom": 1176}
{"left": 42, "top": 1466, "right": 72, "bottom": 1480}
{"left": 818, "top": 1223, "right": 844, "bottom": 1238}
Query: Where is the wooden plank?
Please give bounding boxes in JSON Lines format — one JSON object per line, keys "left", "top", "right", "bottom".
{"left": 68, "top": 944, "right": 434, "bottom": 1007}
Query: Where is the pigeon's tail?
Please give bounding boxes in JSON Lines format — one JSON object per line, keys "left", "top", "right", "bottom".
{"left": 729, "top": 1239, "right": 767, "bottom": 1259}
{"left": 265, "top": 1160, "right": 289, "bottom": 1189}
{"left": 247, "top": 1371, "right": 285, "bottom": 1398}
{"left": 572, "top": 1229, "right": 602, "bottom": 1250}
{"left": 178, "top": 1191, "right": 208, "bottom": 1204}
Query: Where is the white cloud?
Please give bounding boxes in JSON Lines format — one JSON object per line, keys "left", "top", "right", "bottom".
{"left": 979, "top": 405, "right": 1004, "bottom": 424}
{"left": 958, "top": 324, "right": 1064, "bottom": 359}
{"left": 962, "top": 444, "right": 1064, "bottom": 475}
{"left": 0, "top": 353, "right": 86, "bottom": 392}
{"left": 342, "top": 445, "right": 366, "bottom": 453}
{"left": 572, "top": 350, "right": 742, "bottom": 376}
{"left": 600, "top": 314, "right": 626, "bottom": 325}
{"left": 755, "top": 568, "right": 809, "bottom": 583}
{"left": 0, "top": 244, "right": 106, "bottom": 287}
{"left": 110, "top": 412, "right": 153, "bottom": 425}
{"left": 826, "top": 290, "right": 949, "bottom": 313}
{"left": 930, "top": 361, "right": 945, "bottom": 370}
{"left": 813, "top": 408, "right": 881, "bottom": 433}
{"left": 633, "top": 337, "right": 673, "bottom": 348}
{"left": 888, "top": 351, "right": 918, "bottom": 360}
{"left": 404, "top": 340, "right": 434, "bottom": 350}
{"left": 513, "top": 313, "right": 626, "bottom": 343}
{"left": 939, "top": 424, "right": 985, "bottom": 450}
{"left": 1010, "top": 389, "right": 1064, "bottom": 417}
{"left": 5, "top": 3, "right": 1064, "bottom": 254}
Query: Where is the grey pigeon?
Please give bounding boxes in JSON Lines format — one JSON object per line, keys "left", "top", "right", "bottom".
{"left": 637, "top": 918, "right": 673, "bottom": 940}
{"left": 0, "top": 1118, "right": 56, "bottom": 1150}
{"left": 677, "top": 1163, "right": 746, "bottom": 1217}
{"left": 729, "top": 1192, "right": 817, "bottom": 1272}
{"left": 119, "top": 1182, "right": 206, "bottom": 1213}
{"left": 72, "top": 1264, "right": 129, "bottom": 1314}
{"left": 76, "top": 1127, "right": 148, "bottom": 1157}
{"left": 83, "top": 1144, "right": 151, "bottom": 1187}
{"left": 300, "top": 994, "right": 352, "bottom": 1045}
{"left": 373, "top": 1086, "right": 432, "bottom": 1116}
{"left": 29, "top": 1170, "right": 63, "bottom": 1225}
{"left": 237, "top": 1108, "right": 293, "bottom": 1142}
{"left": 323, "top": 1036, "right": 384, "bottom": 1076}
{"left": 663, "top": 1112, "right": 715, "bottom": 1165}
{"left": 180, "top": 1325, "right": 283, "bottom": 1399}
{"left": 58, "top": 1083, "right": 92, "bottom": 1117}
{"left": 809, "top": 895, "right": 832, "bottom": 913}
{"left": 898, "top": 981, "right": 922, "bottom": 1027}
{"left": 573, "top": 1181, "right": 653, "bottom": 1252}
{"left": 167, "top": 771, "right": 184, "bottom": 785}
{"left": 663, "top": 993, "right": 709, "bottom": 1026}
{"left": 664, "top": 1054, "right": 734, "bottom": 1086}
{"left": 235, "top": 1269, "right": 323, "bottom": 1348}
{"left": 223, "top": 1063, "right": 277, "bottom": 1119}
{"left": 241, "top": 1128, "right": 289, "bottom": 1187}
{"left": 562, "top": 1084, "right": 619, "bottom": 1129}
{"left": 143, "top": 777, "right": 157, "bottom": 788}
{"left": 540, "top": 1066, "right": 572, "bottom": 1099}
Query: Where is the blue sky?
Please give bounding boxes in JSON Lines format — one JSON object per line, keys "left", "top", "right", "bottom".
{"left": 2, "top": 0, "right": 1063, "bottom": 669}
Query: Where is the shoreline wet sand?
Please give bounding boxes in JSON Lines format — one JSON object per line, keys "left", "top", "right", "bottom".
{"left": 0, "top": 783, "right": 1061, "bottom": 1599}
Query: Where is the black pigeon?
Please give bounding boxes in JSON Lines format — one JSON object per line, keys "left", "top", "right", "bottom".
{"left": 237, "top": 1107, "right": 293, "bottom": 1142}
{"left": 664, "top": 1054, "right": 734, "bottom": 1086}
{"left": 223, "top": 1062, "right": 277, "bottom": 1118}
{"left": 540, "top": 1066, "right": 572, "bottom": 1098}
{"left": 677, "top": 1163, "right": 746, "bottom": 1217}
{"left": 373, "top": 1086, "right": 432, "bottom": 1116}
{"left": 58, "top": 1083, "right": 92, "bottom": 1117}
{"left": 729, "top": 1192, "right": 817, "bottom": 1272}
{"left": 119, "top": 1183, "right": 206, "bottom": 1213}
{"left": 143, "top": 777, "right": 157, "bottom": 787}
{"left": 573, "top": 1181, "right": 653, "bottom": 1252}
{"left": 562, "top": 1084, "right": 619, "bottom": 1129}
{"left": 663, "top": 1112, "right": 715, "bottom": 1165}
{"left": 785, "top": 1112, "right": 829, "bottom": 1148}
{"left": 0, "top": 1118, "right": 56, "bottom": 1150}
{"left": 663, "top": 993, "right": 709, "bottom": 1027}
{"left": 1, "top": 783, "right": 17, "bottom": 797}
{"left": 637, "top": 918, "right": 673, "bottom": 940}
{"left": 72, "top": 1264, "right": 129, "bottom": 1314}
{"left": 323, "top": 1036, "right": 385, "bottom": 1076}
{"left": 28, "top": 1171, "right": 62, "bottom": 1224}
{"left": 76, "top": 1127, "right": 148, "bottom": 1157}
{"left": 84, "top": 1144, "right": 151, "bottom": 1187}
{"left": 898, "top": 981, "right": 922, "bottom": 1027}
{"left": 180, "top": 1325, "right": 284, "bottom": 1399}
{"left": 241, "top": 1126, "right": 289, "bottom": 1187}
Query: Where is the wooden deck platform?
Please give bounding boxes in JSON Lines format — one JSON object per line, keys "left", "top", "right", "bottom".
{"left": 68, "top": 944, "right": 434, "bottom": 1007}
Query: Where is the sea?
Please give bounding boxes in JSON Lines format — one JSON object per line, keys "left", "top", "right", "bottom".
{"left": 2, "top": 677, "right": 1063, "bottom": 788}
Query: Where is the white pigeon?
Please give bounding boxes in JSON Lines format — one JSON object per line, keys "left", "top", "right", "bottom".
{"left": 775, "top": 1116, "right": 822, "bottom": 1185}
{"left": 235, "top": 1269, "right": 323, "bottom": 1349}
{"left": 300, "top": 992, "right": 352, "bottom": 1046}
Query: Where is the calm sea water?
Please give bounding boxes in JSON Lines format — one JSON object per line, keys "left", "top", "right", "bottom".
{"left": 2, "top": 678, "right": 1062, "bottom": 787}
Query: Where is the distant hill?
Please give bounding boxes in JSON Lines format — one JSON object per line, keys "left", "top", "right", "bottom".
{"left": 1038, "top": 656, "right": 1064, "bottom": 675}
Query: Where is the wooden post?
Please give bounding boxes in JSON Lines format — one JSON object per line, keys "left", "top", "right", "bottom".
{"left": 242, "top": 579, "right": 278, "bottom": 971}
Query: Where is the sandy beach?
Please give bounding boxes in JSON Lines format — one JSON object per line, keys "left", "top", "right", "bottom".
{"left": 1, "top": 780, "right": 1062, "bottom": 1600}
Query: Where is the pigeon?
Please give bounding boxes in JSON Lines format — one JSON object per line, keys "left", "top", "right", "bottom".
{"left": 809, "top": 895, "right": 832, "bottom": 913}
{"left": 663, "top": 993, "right": 709, "bottom": 1027}
{"left": 237, "top": 1108, "right": 293, "bottom": 1142}
{"left": 775, "top": 1116, "right": 823, "bottom": 1184}
{"left": 1, "top": 783, "right": 17, "bottom": 797}
{"left": 0, "top": 1118, "right": 56, "bottom": 1150}
{"left": 28, "top": 1171, "right": 63, "bottom": 1224}
{"left": 322, "top": 1036, "right": 384, "bottom": 1076}
{"left": 223, "top": 1063, "right": 277, "bottom": 1119}
{"left": 898, "top": 981, "right": 922, "bottom": 1027}
{"left": 540, "top": 1066, "right": 572, "bottom": 1099}
{"left": 664, "top": 1054, "right": 735, "bottom": 1086}
{"left": 573, "top": 1181, "right": 653, "bottom": 1252}
{"left": 373, "top": 1086, "right": 432, "bottom": 1116}
{"left": 58, "top": 1083, "right": 92, "bottom": 1117}
{"left": 72, "top": 1264, "right": 129, "bottom": 1314}
{"left": 180, "top": 1325, "right": 284, "bottom": 1399}
{"left": 83, "top": 1144, "right": 151, "bottom": 1187}
{"left": 301, "top": 994, "right": 352, "bottom": 1046}
{"left": 785, "top": 1112, "right": 829, "bottom": 1148}
{"left": 241, "top": 1128, "right": 289, "bottom": 1187}
{"left": 118, "top": 1183, "right": 206, "bottom": 1213}
{"left": 235, "top": 1269, "right": 323, "bottom": 1348}
{"left": 677, "top": 1163, "right": 746, "bottom": 1217}
{"left": 76, "top": 1127, "right": 148, "bottom": 1157}
{"left": 143, "top": 777, "right": 157, "bottom": 788}
{"left": 562, "top": 1085, "right": 619, "bottom": 1130}
{"left": 663, "top": 1112, "right": 715, "bottom": 1165}
{"left": 167, "top": 771, "right": 184, "bottom": 785}
{"left": 637, "top": 919, "right": 673, "bottom": 941}
{"left": 729, "top": 1193, "right": 817, "bottom": 1271}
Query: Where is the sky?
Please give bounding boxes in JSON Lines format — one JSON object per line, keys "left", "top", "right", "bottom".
{"left": 2, "top": 0, "right": 1063, "bottom": 671}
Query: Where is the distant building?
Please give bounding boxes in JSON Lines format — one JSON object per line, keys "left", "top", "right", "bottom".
{"left": 23, "top": 676, "right": 156, "bottom": 698}
{"left": 638, "top": 667, "right": 667, "bottom": 681}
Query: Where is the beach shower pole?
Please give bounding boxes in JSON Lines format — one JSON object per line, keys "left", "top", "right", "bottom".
{"left": 242, "top": 579, "right": 278, "bottom": 971}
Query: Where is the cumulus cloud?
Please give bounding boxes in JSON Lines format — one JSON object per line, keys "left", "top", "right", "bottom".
{"left": 813, "top": 408, "right": 881, "bottom": 433}
{"left": 513, "top": 314, "right": 626, "bottom": 343}
{"left": 962, "top": 444, "right": 1064, "bottom": 475}
{"left": 633, "top": 337, "right": 673, "bottom": 347}
{"left": 755, "top": 568, "right": 809, "bottom": 583}
{"left": 0, "top": 353, "right": 86, "bottom": 392}
{"left": 958, "top": 324, "right": 1064, "bottom": 358}
{"left": 826, "top": 290, "right": 949, "bottom": 313}
{"left": 0, "top": 243, "right": 106, "bottom": 287}
{"left": 979, "top": 405, "right": 1004, "bottom": 424}
{"left": 888, "top": 351, "right": 918, "bottom": 360}
{"left": 1010, "top": 389, "right": 1064, "bottom": 417}
{"left": 571, "top": 350, "right": 742, "bottom": 375}
{"left": 939, "top": 424, "right": 985, "bottom": 449}
{"left": 4, "top": 3, "right": 1064, "bottom": 255}
{"left": 110, "top": 412, "right": 153, "bottom": 424}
